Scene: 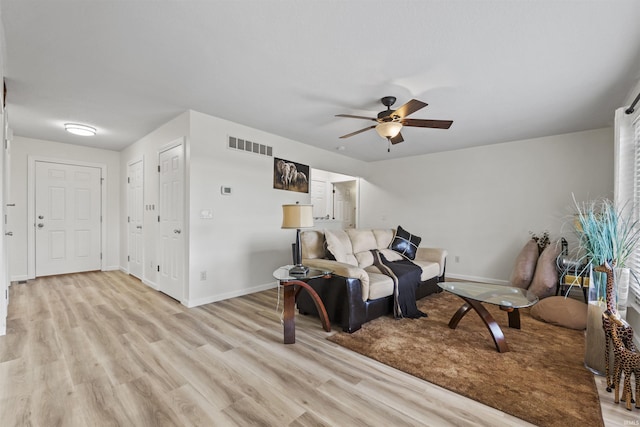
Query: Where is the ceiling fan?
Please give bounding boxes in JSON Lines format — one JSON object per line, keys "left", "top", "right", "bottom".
{"left": 336, "top": 96, "right": 453, "bottom": 151}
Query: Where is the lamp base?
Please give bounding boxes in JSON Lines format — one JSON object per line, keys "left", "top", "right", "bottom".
{"left": 289, "top": 264, "right": 309, "bottom": 276}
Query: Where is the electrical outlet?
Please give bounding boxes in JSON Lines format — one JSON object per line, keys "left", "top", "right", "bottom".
{"left": 200, "top": 270, "right": 207, "bottom": 281}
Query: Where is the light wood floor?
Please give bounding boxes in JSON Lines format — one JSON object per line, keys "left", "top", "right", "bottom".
{"left": 0, "top": 271, "right": 635, "bottom": 426}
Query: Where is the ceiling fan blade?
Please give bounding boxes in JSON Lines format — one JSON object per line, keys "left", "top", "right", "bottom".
{"left": 402, "top": 118, "right": 453, "bottom": 129}
{"left": 390, "top": 133, "right": 404, "bottom": 144}
{"left": 392, "top": 99, "right": 428, "bottom": 118}
{"left": 335, "top": 114, "right": 377, "bottom": 121}
{"left": 339, "top": 125, "right": 376, "bottom": 139}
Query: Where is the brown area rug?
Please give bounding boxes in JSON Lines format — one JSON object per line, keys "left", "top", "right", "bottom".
{"left": 327, "top": 291, "right": 603, "bottom": 427}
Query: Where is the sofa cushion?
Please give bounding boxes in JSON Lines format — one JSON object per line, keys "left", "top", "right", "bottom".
{"left": 412, "top": 260, "right": 440, "bottom": 282}
{"left": 366, "top": 271, "right": 395, "bottom": 300}
{"left": 373, "top": 229, "right": 395, "bottom": 249}
{"left": 300, "top": 230, "right": 325, "bottom": 260}
{"left": 390, "top": 225, "right": 421, "bottom": 260}
{"left": 324, "top": 229, "right": 358, "bottom": 266}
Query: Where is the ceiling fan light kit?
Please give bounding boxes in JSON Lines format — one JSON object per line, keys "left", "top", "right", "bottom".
{"left": 375, "top": 121, "right": 402, "bottom": 139}
{"left": 336, "top": 96, "right": 453, "bottom": 152}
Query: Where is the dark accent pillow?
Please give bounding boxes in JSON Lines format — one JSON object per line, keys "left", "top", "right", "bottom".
{"left": 389, "top": 226, "right": 421, "bottom": 260}
{"left": 323, "top": 239, "right": 336, "bottom": 260}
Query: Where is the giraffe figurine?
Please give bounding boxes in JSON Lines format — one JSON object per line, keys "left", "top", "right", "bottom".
{"left": 596, "top": 261, "right": 637, "bottom": 394}
{"left": 606, "top": 311, "right": 640, "bottom": 410}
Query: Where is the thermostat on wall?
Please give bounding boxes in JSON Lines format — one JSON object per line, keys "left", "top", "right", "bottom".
{"left": 221, "top": 186, "right": 232, "bottom": 195}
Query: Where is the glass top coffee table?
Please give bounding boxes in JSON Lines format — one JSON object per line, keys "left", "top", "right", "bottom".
{"left": 438, "top": 282, "right": 538, "bottom": 353}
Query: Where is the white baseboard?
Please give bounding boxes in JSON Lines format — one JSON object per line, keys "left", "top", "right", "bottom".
{"left": 142, "top": 278, "right": 158, "bottom": 291}
{"left": 103, "top": 265, "right": 120, "bottom": 272}
{"left": 446, "top": 273, "right": 509, "bottom": 286}
{"left": 185, "top": 281, "right": 278, "bottom": 308}
{"left": 10, "top": 275, "right": 29, "bottom": 283}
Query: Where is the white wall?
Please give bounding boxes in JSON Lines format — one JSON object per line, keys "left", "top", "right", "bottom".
{"left": 360, "top": 128, "right": 614, "bottom": 283}
{"left": 186, "top": 110, "right": 367, "bottom": 305}
{"left": 8, "top": 136, "right": 121, "bottom": 280}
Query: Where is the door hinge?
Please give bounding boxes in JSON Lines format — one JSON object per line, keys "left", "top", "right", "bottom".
{"left": 158, "top": 215, "right": 160, "bottom": 222}
{"left": 100, "top": 253, "right": 103, "bottom": 260}
{"left": 157, "top": 265, "right": 160, "bottom": 272}
{"left": 127, "top": 177, "right": 130, "bottom": 184}
{"left": 127, "top": 216, "right": 130, "bottom": 223}
{"left": 100, "top": 216, "right": 103, "bottom": 223}
{"left": 157, "top": 165, "right": 161, "bottom": 173}
{"left": 127, "top": 255, "right": 130, "bottom": 262}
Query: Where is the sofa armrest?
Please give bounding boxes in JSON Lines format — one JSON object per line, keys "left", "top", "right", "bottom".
{"left": 415, "top": 248, "right": 448, "bottom": 277}
{"left": 302, "top": 258, "right": 370, "bottom": 294}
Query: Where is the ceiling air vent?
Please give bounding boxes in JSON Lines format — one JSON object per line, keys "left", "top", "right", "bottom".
{"left": 228, "top": 136, "right": 272, "bottom": 157}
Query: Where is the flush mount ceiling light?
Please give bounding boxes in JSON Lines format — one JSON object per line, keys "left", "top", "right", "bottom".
{"left": 64, "top": 123, "right": 96, "bottom": 136}
{"left": 375, "top": 121, "right": 403, "bottom": 139}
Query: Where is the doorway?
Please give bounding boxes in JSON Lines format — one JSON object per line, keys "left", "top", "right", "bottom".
{"left": 310, "top": 168, "right": 359, "bottom": 229}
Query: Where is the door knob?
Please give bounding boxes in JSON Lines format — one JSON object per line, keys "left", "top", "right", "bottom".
{"left": 173, "top": 229, "right": 181, "bottom": 234}
{"left": 37, "top": 223, "right": 44, "bottom": 228}
{"left": 136, "top": 225, "right": 142, "bottom": 229}
{"left": 38, "top": 215, "right": 44, "bottom": 219}
{"left": 5, "top": 231, "right": 12, "bottom": 236}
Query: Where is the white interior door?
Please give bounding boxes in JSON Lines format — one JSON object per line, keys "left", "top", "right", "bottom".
{"left": 35, "top": 161, "right": 101, "bottom": 276}
{"left": 127, "top": 160, "right": 144, "bottom": 279}
{"left": 158, "top": 144, "right": 184, "bottom": 301}
{"left": 311, "top": 179, "right": 327, "bottom": 218}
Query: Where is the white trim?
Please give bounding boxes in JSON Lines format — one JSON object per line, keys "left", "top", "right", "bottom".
{"left": 10, "top": 274, "right": 28, "bottom": 282}
{"left": 185, "top": 282, "right": 278, "bottom": 308}
{"left": 27, "top": 156, "right": 107, "bottom": 279}
{"left": 142, "top": 278, "right": 159, "bottom": 291}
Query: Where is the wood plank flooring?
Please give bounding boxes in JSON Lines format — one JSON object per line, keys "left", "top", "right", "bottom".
{"left": 0, "top": 271, "right": 635, "bottom": 426}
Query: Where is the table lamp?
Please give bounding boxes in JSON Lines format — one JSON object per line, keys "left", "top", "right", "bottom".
{"left": 281, "top": 203, "right": 314, "bottom": 275}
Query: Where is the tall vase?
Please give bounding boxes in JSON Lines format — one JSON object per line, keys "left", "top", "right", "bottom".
{"left": 584, "top": 268, "right": 607, "bottom": 375}
{"left": 614, "top": 267, "right": 630, "bottom": 320}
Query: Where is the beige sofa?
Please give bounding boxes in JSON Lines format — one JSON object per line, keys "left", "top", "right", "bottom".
{"left": 296, "top": 228, "right": 447, "bottom": 332}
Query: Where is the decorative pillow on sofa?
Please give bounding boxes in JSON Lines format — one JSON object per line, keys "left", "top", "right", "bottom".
{"left": 509, "top": 239, "right": 539, "bottom": 289}
{"left": 389, "top": 225, "right": 421, "bottom": 260}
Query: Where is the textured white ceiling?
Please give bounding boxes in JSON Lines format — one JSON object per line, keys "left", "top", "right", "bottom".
{"left": 2, "top": 0, "right": 640, "bottom": 162}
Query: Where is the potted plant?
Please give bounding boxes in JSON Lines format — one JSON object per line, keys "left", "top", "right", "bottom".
{"left": 572, "top": 196, "right": 640, "bottom": 374}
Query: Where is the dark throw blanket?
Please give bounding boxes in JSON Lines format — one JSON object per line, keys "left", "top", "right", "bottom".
{"left": 371, "top": 250, "right": 427, "bottom": 319}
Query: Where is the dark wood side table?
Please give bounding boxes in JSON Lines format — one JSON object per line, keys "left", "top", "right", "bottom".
{"left": 273, "top": 266, "right": 332, "bottom": 344}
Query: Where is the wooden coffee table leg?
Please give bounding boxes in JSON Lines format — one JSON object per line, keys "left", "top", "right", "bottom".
{"left": 281, "top": 279, "right": 331, "bottom": 345}
{"left": 503, "top": 307, "right": 521, "bottom": 329}
{"left": 449, "top": 296, "right": 510, "bottom": 353}
{"left": 283, "top": 283, "right": 297, "bottom": 344}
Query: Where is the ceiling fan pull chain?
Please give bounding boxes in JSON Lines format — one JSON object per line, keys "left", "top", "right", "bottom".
{"left": 387, "top": 138, "right": 391, "bottom": 152}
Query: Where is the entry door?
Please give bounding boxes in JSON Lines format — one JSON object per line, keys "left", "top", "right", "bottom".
{"left": 35, "top": 161, "right": 101, "bottom": 276}
{"left": 127, "top": 160, "right": 144, "bottom": 279}
{"left": 158, "top": 145, "right": 184, "bottom": 301}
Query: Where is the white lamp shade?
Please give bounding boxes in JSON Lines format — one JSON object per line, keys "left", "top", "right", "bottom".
{"left": 375, "top": 121, "right": 402, "bottom": 139}
{"left": 282, "top": 204, "right": 314, "bottom": 229}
